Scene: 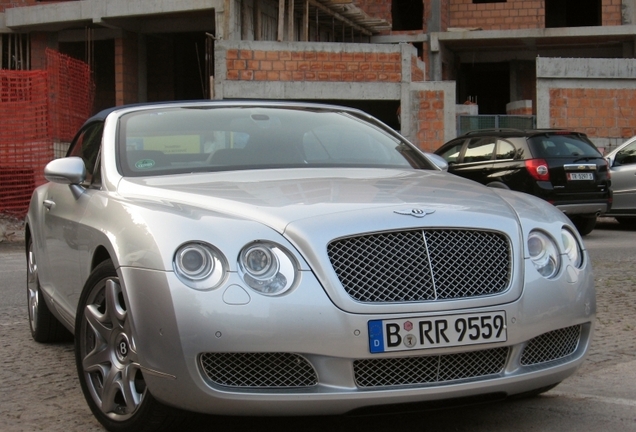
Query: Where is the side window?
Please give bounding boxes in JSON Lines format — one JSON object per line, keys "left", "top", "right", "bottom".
{"left": 67, "top": 122, "right": 104, "bottom": 186}
{"left": 437, "top": 141, "right": 464, "bottom": 164}
{"left": 495, "top": 140, "right": 517, "bottom": 160}
{"left": 463, "top": 137, "right": 496, "bottom": 163}
{"left": 615, "top": 142, "right": 636, "bottom": 166}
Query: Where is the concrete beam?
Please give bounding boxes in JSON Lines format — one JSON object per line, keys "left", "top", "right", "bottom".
{"left": 435, "top": 25, "right": 636, "bottom": 43}
{"left": 5, "top": 0, "right": 223, "bottom": 31}
{"left": 370, "top": 33, "right": 428, "bottom": 44}
{"left": 220, "top": 81, "right": 401, "bottom": 100}
{"left": 536, "top": 57, "right": 636, "bottom": 79}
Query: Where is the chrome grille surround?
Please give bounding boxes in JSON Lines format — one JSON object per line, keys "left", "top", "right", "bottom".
{"left": 199, "top": 352, "right": 318, "bottom": 388}
{"left": 328, "top": 229, "right": 511, "bottom": 303}
{"left": 354, "top": 347, "right": 509, "bottom": 388}
{"left": 520, "top": 325, "right": 582, "bottom": 366}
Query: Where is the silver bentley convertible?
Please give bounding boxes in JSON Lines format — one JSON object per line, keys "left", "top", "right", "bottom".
{"left": 25, "top": 101, "right": 595, "bottom": 432}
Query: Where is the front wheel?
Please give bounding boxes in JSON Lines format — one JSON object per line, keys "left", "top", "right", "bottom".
{"left": 75, "top": 260, "right": 187, "bottom": 432}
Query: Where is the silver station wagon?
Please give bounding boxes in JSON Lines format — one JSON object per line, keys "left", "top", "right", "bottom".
{"left": 25, "top": 101, "right": 595, "bottom": 432}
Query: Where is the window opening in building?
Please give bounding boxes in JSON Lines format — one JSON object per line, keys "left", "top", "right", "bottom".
{"left": 545, "top": 0, "right": 601, "bottom": 28}
{"left": 458, "top": 62, "right": 510, "bottom": 115}
{"left": 392, "top": 0, "right": 424, "bottom": 31}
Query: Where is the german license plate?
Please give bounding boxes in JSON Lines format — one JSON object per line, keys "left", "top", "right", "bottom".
{"left": 567, "top": 172, "right": 594, "bottom": 180}
{"left": 368, "top": 311, "right": 507, "bottom": 353}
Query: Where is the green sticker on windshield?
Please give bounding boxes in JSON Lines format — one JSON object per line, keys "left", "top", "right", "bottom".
{"left": 135, "top": 159, "right": 156, "bottom": 169}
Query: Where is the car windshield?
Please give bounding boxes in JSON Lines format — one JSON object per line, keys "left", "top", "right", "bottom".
{"left": 528, "top": 134, "right": 602, "bottom": 158}
{"left": 118, "top": 106, "right": 430, "bottom": 177}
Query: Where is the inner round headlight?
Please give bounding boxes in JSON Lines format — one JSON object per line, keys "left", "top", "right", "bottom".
{"left": 561, "top": 228, "right": 583, "bottom": 268}
{"left": 527, "top": 231, "right": 560, "bottom": 279}
{"left": 177, "top": 246, "right": 212, "bottom": 280}
{"left": 174, "top": 242, "right": 226, "bottom": 290}
{"left": 243, "top": 246, "right": 279, "bottom": 279}
{"left": 239, "top": 242, "right": 297, "bottom": 296}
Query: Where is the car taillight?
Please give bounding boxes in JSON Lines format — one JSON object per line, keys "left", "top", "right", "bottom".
{"left": 603, "top": 159, "right": 611, "bottom": 179}
{"left": 525, "top": 159, "right": 550, "bottom": 181}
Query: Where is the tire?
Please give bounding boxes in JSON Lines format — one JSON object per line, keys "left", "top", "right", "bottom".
{"left": 26, "top": 237, "right": 73, "bottom": 343}
{"left": 75, "top": 260, "right": 188, "bottom": 432}
{"left": 569, "top": 215, "right": 597, "bottom": 236}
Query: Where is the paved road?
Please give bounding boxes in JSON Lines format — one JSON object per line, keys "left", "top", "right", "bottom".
{"left": 1, "top": 218, "right": 636, "bottom": 431}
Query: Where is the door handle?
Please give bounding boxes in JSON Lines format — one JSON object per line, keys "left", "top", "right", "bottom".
{"left": 43, "top": 199, "right": 56, "bottom": 210}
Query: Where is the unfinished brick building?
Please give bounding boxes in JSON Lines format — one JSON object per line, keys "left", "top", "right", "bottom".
{"left": 2, "top": 0, "right": 636, "bottom": 154}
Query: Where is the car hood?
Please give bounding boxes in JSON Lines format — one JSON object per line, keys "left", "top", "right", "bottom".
{"left": 117, "top": 168, "right": 520, "bottom": 233}
{"left": 117, "top": 168, "right": 526, "bottom": 314}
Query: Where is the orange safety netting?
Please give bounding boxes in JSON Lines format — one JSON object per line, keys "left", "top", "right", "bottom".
{"left": 0, "top": 70, "right": 51, "bottom": 216}
{"left": 0, "top": 49, "right": 93, "bottom": 217}
{"left": 46, "top": 48, "right": 95, "bottom": 143}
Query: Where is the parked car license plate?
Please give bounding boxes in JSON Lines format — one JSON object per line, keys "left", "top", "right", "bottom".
{"left": 567, "top": 172, "right": 594, "bottom": 180}
{"left": 368, "top": 311, "right": 507, "bottom": 353}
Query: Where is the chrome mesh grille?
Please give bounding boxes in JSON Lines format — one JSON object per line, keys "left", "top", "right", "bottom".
{"left": 520, "top": 325, "right": 582, "bottom": 366}
{"left": 354, "top": 347, "right": 509, "bottom": 388}
{"left": 328, "top": 229, "right": 511, "bottom": 302}
{"left": 199, "top": 353, "right": 317, "bottom": 388}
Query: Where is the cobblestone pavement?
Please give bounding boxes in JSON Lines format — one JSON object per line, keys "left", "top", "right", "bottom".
{"left": 1, "top": 218, "right": 635, "bottom": 432}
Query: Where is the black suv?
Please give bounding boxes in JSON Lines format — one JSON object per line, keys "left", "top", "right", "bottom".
{"left": 435, "top": 129, "right": 612, "bottom": 235}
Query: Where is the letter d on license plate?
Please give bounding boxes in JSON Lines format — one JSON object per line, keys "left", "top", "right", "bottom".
{"left": 368, "top": 311, "right": 507, "bottom": 353}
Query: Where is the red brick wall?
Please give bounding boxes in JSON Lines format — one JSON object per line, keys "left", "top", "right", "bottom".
{"left": 449, "top": 0, "right": 621, "bottom": 30}
{"left": 549, "top": 88, "right": 636, "bottom": 138}
{"left": 1, "top": 0, "right": 78, "bottom": 11}
{"left": 114, "top": 32, "right": 138, "bottom": 106}
{"left": 29, "top": 32, "right": 58, "bottom": 70}
{"left": 226, "top": 49, "right": 402, "bottom": 83}
{"left": 507, "top": 106, "right": 532, "bottom": 115}
{"left": 0, "top": 0, "right": 37, "bottom": 12}
{"left": 357, "top": 0, "right": 449, "bottom": 34}
{"left": 354, "top": 0, "right": 392, "bottom": 25}
{"left": 602, "top": 0, "right": 622, "bottom": 26}
{"left": 450, "top": 0, "right": 544, "bottom": 30}
{"left": 414, "top": 90, "right": 445, "bottom": 152}
{"left": 412, "top": 54, "right": 425, "bottom": 81}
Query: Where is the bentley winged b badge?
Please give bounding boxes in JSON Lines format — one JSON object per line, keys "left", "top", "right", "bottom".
{"left": 394, "top": 208, "right": 436, "bottom": 218}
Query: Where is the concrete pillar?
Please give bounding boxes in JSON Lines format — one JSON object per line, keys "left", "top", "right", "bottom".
{"left": 115, "top": 31, "right": 139, "bottom": 106}
{"left": 138, "top": 33, "right": 147, "bottom": 102}
{"left": 425, "top": 0, "right": 442, "bottom": 32}
{"left": 622, "top": 0, "right": 636, "bottom": 24}
{"left": 29, "top": 32, "right": 58, "bottom": 70}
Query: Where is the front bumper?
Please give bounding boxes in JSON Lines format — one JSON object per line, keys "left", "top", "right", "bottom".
{"left": 121, "top": 259, "right": 595, "bottom": 416}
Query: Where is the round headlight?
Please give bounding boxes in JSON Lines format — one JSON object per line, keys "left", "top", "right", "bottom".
{"left": 176, "top": 246, "right": 213, "bottom": 280}
{"left": 243, "top": 246, "right": 279, "bottom": 278}
{"left": 174, "top": 243, "right": 226, "bottom": 290}
{"left": 527, "top": 231, "right": 560, "bottom": 279}
{"left": 239, "top": 242, "right": 297, "bottom": 296}
{"left": 561, "top": 228, "right": 583, "bottom": 268}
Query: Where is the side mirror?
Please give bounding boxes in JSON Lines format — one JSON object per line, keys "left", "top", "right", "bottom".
{"left": 44, "top": 157, "right": 86, "bottom": 185}
{"left": 424, "top": 153, "right": 449, "bottom": 171}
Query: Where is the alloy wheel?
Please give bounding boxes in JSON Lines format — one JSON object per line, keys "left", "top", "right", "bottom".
{"left": 78, "top": 276, "right": 146, "bottom": 420}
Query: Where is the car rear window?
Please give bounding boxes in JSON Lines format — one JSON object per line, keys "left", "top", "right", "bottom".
{"left": 528, "top": 134, "right": 602, "bottom": 158}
